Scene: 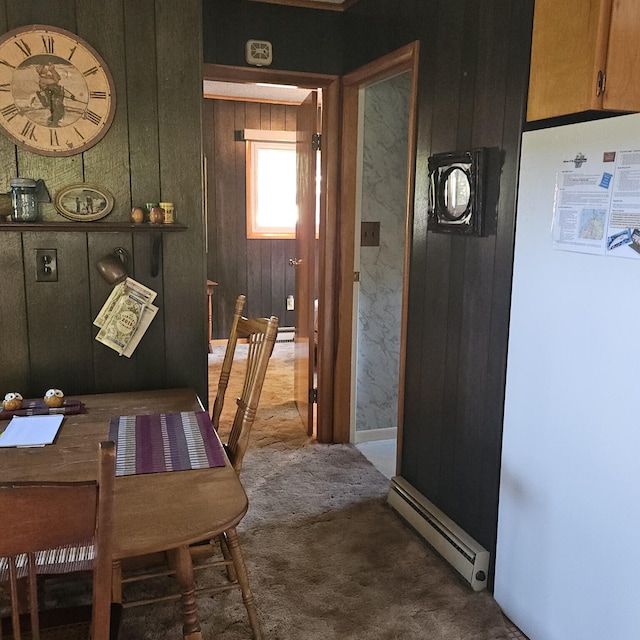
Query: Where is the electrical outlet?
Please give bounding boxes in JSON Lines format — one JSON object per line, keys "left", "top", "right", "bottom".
{"left": 286, "top": 295, "right": 295, "bottom": 311}
{"left": 361, "top": 221, "right": 380, "bottom": 246}
{"left": 35, "top": 249, "right": 57, "bottom": 282}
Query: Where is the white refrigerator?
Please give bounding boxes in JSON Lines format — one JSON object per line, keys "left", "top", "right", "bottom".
{"left": 495, "top": 113, "right": 640, "bottom": 640}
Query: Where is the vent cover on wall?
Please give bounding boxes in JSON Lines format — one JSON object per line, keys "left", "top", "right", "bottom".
{"left": 245, "top": 39, "right": 273, "bottom": 66}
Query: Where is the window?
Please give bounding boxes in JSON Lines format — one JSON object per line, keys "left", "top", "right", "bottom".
{"left": 245, "top": 130, "right": 297, "bottom": 239}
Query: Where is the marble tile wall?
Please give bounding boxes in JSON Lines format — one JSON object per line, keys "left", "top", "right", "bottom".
{"left": 355, "top": 72, "right": 411, "bottom": 433}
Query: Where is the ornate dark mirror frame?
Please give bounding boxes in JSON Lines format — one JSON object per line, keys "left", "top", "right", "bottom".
{"left": 427, "top": 148, "right": 487, "bottom": 236}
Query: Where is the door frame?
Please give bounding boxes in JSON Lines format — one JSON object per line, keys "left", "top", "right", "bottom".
{"left": 202, "top": 63, "right": 340, "bottom": 444}
{"left": 333, "top": 42, "right": 420, "bottom": 462}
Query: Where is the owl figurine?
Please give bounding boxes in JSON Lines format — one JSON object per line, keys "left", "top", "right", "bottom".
{"left": 3, "top": 392, "right": 23, "bottom": 411}
{"left": 44, "top": 388, "right": 65, "bottom": 408}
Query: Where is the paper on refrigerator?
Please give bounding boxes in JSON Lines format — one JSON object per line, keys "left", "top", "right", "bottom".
{"left": 551, "top": 148, "right": 640, "bottom": 259}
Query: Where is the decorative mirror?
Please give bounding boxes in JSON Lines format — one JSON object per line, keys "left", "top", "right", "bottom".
{"left": 427, "top": 148, "right": 487, "bottom": 236}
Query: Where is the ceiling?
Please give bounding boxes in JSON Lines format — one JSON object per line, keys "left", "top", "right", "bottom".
{"left": 248, "top": 0, "right": 359, "bottom": 11}
{"left": 203, "top": 80, "right": 313, "bottom": 105}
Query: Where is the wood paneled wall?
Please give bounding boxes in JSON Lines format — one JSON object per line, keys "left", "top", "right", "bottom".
{"left": 346, "top": 0, "right": 535, "bottom": 586}
{"left": 203, "top": 0, "right": 344, "bottom": 75}
{"left": 203, "top": 98, "right": 298, "bottom": 339}
{"left": 0, "top": 0, "right": 206, "bottom": 404}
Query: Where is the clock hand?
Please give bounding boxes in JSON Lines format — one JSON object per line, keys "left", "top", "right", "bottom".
{"left": 62, "top": 88, "right": 84, "bottom": 104}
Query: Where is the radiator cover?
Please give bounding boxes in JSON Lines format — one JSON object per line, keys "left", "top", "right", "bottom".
{"left": 387, "top": 476, "right": 489, "bottom": 591}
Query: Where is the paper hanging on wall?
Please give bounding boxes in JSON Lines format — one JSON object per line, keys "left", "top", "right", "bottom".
{"left": 94, "top": 277, "right": 158, "bottom": 357}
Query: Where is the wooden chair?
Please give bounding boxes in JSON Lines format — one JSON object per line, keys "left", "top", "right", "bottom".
{"left": 0, "top": 441, "right": 118, "bottom": 640}
{"left": 193, "top": 313, "right": 278, "bottom": 629}
{"left": 220, "top": 313, "right": 279, "bottom": 473}
{"left": 119, "top": 314, "right": 278, "bottom": 639}
{"left": 211, "top": 294, "right": 246, "bottom": 431}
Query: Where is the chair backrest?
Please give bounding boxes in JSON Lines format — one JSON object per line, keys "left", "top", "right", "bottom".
{"left": 211, "top": 294, "right": 246, "bottom": 431}
{"left": 0, "top": 440, "right": 116, "bottom": 640}
{"left": 225, "top": 314, "right": 278, "bottom": 474}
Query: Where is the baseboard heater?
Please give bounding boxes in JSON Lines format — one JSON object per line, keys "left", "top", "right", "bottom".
{"left": 275, "top": 327, "right": 295, "bottom": 343}
{"left": 387, "top": 476, "right": 489, "bottom": 591}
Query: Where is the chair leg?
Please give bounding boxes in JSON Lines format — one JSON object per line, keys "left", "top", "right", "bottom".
{"left": 111, "top": 561, "right": 122, "bottom": 603}
{"left": 224, "top": 528, "right": 263, "bottom": 640}
{"left": 169, "top": 546, "right": 203, "bottom": 640}
{"left": 218, "top": 534, "right": 237, "bottom": 582}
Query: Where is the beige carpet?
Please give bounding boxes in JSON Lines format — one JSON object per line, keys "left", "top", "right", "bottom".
{"left": 181, "top": 341, "right": 509, "bottom": 640}
{"left": 48, "top": 341, "right": 511, "bottom": 639}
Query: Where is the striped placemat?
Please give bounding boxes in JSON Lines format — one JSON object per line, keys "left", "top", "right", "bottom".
{"left": 0, "top": 398, "right": 85, "bottom": 420}
{"left": 108, "top": 411, "right": 226, "bottom": 476}
{"left": 0, "top": 540, "right": 95, "bottom": 581}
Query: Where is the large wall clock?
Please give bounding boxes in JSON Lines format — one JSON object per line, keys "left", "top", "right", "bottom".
{"left": 0, "top": 25, "right": 116, "bottom": 156}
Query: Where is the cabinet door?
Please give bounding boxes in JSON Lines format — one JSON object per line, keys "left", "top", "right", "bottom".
{"left": 527, "top": 0, "right": 612, "bottom": 121}
{"left": 603, "top": 0, "right": 640, "bottom": 111}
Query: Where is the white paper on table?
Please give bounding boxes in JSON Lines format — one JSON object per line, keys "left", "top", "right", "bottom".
{"left": 0, "top": 414, "right": 64, "bottom": 447}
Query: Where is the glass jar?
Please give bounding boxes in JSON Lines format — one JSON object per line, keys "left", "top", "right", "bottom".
{"left": 145, "top": 202, "right": 158, "bottom": 221}
{"left": 149, "top": 206, "right": 164, "bottom": 224}
{"left": 159, "top": 201, "right": 174, "bottom": 224}
{"left": 10, "top": 178, "right": 39, "bottom": 222}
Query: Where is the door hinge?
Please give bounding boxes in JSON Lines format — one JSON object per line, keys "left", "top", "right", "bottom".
{"left": 308, "top": 388, "right": 318, "bottom": 404}
{"left": 596, "top": 70, "right": 606, "bottom": 97}
{"left": 312, "top": 133, "right": 322, "bottom": 151}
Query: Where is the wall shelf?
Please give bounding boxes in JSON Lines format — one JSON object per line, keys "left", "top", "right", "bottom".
{"left": 0, "top": 221, "right": 187, "bottom": 232}
{"left": 0, "top": 221, "right": 187, "bottom": 276}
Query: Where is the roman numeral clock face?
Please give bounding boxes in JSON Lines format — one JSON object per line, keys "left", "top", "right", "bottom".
{"left": 0, "top": 25, "right": 115, "bottom": 156}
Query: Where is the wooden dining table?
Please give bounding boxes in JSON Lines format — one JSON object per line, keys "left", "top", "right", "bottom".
{"left": 0, "top": 387, "right": 248, "bottom": 640}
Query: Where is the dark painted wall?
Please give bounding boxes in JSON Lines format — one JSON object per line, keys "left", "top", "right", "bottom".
{"left": 346, "top": 0, "right": 534, "bottom": 585}
{"left": 203, "top": 0, "right": 344, "bottom": 74}
{"left": 203, "top": 98, "right": 297, "bottom": 338}
{"left": 0, "top": 0, "right": 206, "bottom": 405}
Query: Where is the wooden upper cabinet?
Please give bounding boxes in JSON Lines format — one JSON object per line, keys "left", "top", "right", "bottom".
{"left": 527, "top": 0, "right": 640, "bottom": 121}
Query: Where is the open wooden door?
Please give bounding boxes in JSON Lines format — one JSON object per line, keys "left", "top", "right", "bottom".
{"left": 293, "top": 91, "right": 318, "bottom": 435}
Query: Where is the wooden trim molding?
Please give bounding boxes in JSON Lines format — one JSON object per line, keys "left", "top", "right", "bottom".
{"left": 333, "top": 41, "right": 420, "bottom": 445}
{"left": 333, "top": 79, "right": 360, "bottom": 444}
{"left": 341, "top": 41, "right": 419, "bottom": 88}
{"left": 316, "top": 78, "right": 341, "bottom": 444}
{"left": 396, "top": 41, "right": 420, "bottom": 470}
{"left": 247, "top": 0, "right": 360, "bottom": 11}
{"left": 203, "top": 63, "right": 337, "bottom": 89}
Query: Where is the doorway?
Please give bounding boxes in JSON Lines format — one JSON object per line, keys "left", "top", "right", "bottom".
{"left": 334, "top": 43, "right": 420, "bottom": 471}
{"left": 353, "top": 70, "right": 413, "bottom": 447}
{"left": 201, "top": 64, "right": 340, "bottom": 443}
